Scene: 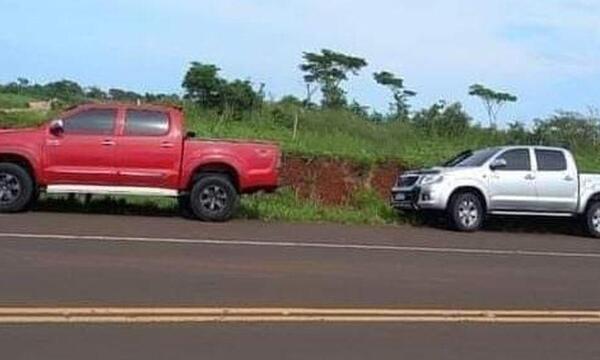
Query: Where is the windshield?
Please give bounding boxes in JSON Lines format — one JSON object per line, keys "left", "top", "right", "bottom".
{"left": 444, "top": 148, "right": 500, "bottom": 168}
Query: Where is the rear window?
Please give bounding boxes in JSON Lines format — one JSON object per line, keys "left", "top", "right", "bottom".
{"left": 124, "top": 110, "right": 169, "bottom": 136}
{"left": 536, "top": 150, "right": 567, "bottom": 171}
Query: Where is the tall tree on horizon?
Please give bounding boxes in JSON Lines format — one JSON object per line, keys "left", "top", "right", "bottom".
{"left": 468, "top": 84, "right": 517, "bottom": 127}
{"left": 299, "top": 49, "right": 367, "bottom": 108}
{"left": 373, "top": 71, "right": 416, "bottom": 119}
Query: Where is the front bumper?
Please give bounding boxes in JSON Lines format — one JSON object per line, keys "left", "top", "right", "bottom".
{"left": 391, "top": 185, "right": 447, "bottom": 211}
{"left": 391, "top": 187, "right": 421, "bottom": 210}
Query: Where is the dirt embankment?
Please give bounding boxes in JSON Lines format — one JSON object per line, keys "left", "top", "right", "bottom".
{"left": 280, "top": 155, "right": 405, "bottom": 205}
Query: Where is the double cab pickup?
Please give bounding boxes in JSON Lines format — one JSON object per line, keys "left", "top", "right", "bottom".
{"left": 392, "top": 146, "right": 600, "bottom": 237}
{"left": 0, "top": 103, "right": 280, "bottom": 221}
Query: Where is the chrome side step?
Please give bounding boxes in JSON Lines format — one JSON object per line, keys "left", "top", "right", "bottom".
{"left": 489, "top": 211, "right": 576, "bottom": 218}
{"left": 46, "top": 185, "right": 179, "bottom": 197}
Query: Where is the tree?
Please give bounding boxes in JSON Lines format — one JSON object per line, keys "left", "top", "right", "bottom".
{"left": 16, "top": 78, "right": 29, "bottom": 94}
{"left": 182, "top": 62, "right": 226, "bottom": 108}
{"left": 373, "top": 71, "right": 416, "bottom": 119}
{"left": 222, "top": 79, "right": 263, "bottom": 114}
{"left": 86, "top": 86, "right": 108, "bottom": 100}
{"left": 299, "top": 49, "right": 367, "bottom": 108}
{"left": 43, "top": 80, "right": 85, "bottom": 100}
{"left": 532, "top": 111, "right": 600, "bottom": 148}
{"left": 411, "top": 101, "right": 471, "bottom": 136}
{"left": 144, "top": 92, "right": 181, "bottom": 105}
{"left": 108, "top": 88, "right": 142, "bottom": 102}
{"left": 468, "top": 84, "right": 517, "bottom": 127}
{"left": 182, "top": 62, "right": 263, "bottom": 116}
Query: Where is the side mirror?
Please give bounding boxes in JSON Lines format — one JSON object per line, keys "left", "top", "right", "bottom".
{"left": 49, "top": 119, "right": 64, "bottom": 136}
{"left": 185, "top": 131, "right": 196, "bottom": 139}
{"left": 490, "top": 158, "right": 507, "bottom": 171}
{"left": 49, "top": 119, "right": 65, "bottom": 136}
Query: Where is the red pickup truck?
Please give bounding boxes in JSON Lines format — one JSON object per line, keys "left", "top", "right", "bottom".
{"left": 0, "top": 103, "right": 280, "bottom": 221}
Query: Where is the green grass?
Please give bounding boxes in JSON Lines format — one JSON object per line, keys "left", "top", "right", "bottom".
{"left": 0, "top": 110, "right": 50, "bottom": 128}
{"left": 0, "top": 93, "right": 38, "bottom": 109}
{"left": 36, "top": 189, "right": 402, "bottom": 225}
{"left": 184, "top": 105, "right": 600, "bottom": 172}
{"left": 187, "top": 107, "right": 470, "bottom": 166}
{"left": 239, "top": 188, "right": 399, "bottom": 225}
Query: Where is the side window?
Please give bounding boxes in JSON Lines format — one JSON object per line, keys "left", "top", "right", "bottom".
{"left": 124, "top": 110, "right": 169, "bottom": 136}
{"left": 536, "top": 150, "right": 567, "bottom": 171}
{"left": 63, "top": 109, "right": 116, "bottom": 135}
{"left": 497, "top": 149, "right": 531, "bottom": 171}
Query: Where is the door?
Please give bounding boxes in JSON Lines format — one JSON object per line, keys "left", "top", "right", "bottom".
{"left": 488, "top": 148, "right": 538, "bottom": 211}
{"left": 533, "top": 149, "right": 578, "bottom": 212}
{"left": 115, "top": 109, "right": 182, "bottom": 188}
{"left": 44, "top": 108, "right": 117, "bottom": 184}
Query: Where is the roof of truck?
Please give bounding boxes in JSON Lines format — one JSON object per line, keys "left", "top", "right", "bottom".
{"left": 65, "top": 102, "right": 183, "bottom": 112}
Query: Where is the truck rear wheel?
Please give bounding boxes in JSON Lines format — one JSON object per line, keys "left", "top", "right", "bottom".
{"left": 585, "top": 202, "right": 600, "bottom": 238}
{"left": 448, "top": 192, "right": 484, "bottom": 232}
{"left": 0, "top": 162, "right": 35, "bottom": 213}
{"left": 189, "top": 174, "right": 238, "bottom": 222}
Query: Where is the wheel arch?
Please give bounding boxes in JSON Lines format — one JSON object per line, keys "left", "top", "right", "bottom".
{"left": 583, "top": 192, "right": 600, "bottom": 214}
{"left": 187, "top": 162, "right": 240, "bottom": 192}
{"left": 448, "top": 186, "right": 488, "bottom": 213}
{"left": 0, "top": 153, "right": 37, "bottom": 183}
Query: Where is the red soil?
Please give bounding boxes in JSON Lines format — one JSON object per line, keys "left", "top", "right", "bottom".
{"left": 280, "top": 155, "right": 404, "bottom": 205}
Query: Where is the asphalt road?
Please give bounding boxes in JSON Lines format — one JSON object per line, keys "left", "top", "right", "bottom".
{"left": 1, "top": 211, "right": 600, "bottom": 359}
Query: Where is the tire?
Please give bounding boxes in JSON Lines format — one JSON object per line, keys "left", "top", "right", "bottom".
{"left": 177, "top": 194, "right": 194, "bottom": 219}
{"left": 189, "top": 174, "right": 238, "bottom": 222}
{"left": 0, "top": 162, "right": 35, "bottom": 213}
{"left": 584, "top": 202, "right": 600, "bottom": 238}
{"left": 448, "top": 192, "right": 484, "bottom": 232}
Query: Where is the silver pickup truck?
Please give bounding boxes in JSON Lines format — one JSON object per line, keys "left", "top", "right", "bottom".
{"left": 391, "top": 146, "right": 600, "bottom": 237}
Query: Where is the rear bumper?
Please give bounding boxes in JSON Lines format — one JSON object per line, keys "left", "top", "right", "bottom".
{"left": 240, "top": 169, "right": 280, "bottom": 194}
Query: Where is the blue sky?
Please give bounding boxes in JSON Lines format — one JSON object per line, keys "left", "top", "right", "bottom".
{"left": 1, "top": 0, "right": 599, "bottom": 124}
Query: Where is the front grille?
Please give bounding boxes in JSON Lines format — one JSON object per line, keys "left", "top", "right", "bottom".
{"left": 397, "top": 175, "right": 419, "bottom": 187}
{"left": 391, "top": 187, "right": 422, "bottom": 209}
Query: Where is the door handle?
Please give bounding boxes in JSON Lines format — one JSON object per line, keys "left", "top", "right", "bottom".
{"left": 564, "top": 175, "right": 575, "bottom": 182}
{"left": 101, "top": 139, "right": 116, "bottom": 146}
{"left": 160, "top": 142, "right": 174, "bottom": 148}
{"left": 524, "top": 174, "right": 536, "bottom": 180}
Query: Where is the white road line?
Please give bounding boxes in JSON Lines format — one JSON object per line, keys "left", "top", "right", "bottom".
{"left": 3, "top": 316, "right": 600, "bottom": 324}
{"left": 2, "top": 307, "right": 600, "bottom": 316}
{"left": 1, "top": 307, "right": 600, "bottom": 324}
{"left": 0, "top": 232, "right": 599, "bottom": 259}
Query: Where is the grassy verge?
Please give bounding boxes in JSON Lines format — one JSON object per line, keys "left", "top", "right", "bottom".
{"left": 0, "top": 110, "right": 51, "bottom": 128}
{"left": 0, "top": 93, "right": 38, "bottom": 109}
{"left": 239, "top": 189, "right": 399, "bottom": 225}
{"left": 36, "top": 189, "right": 402, "bottom": 226}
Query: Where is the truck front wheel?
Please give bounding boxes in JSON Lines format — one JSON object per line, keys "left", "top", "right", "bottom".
{"left": 0, "top": 162, "right": 35, "bottom": 213}
{"left": 585, "top": 202, "right": 600, "bottom": 238}
{"left": 189, "top": 174, "right": 239, "bottom": 222}
{"left": 448, "top": 192, "right": 484, "bottom": 232}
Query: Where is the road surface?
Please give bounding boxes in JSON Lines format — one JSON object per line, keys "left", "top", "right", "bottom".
{"left": 1, "top": 211, "right": 599, "bottom": 359}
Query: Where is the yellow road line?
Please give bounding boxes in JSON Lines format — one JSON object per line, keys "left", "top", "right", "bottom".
{"left": 1, "top": 308, "right": 600, "bottom": 324}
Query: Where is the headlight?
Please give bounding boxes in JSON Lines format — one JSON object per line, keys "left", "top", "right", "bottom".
{"left": 420, "top": 174, "right": 444, "bottom": 185}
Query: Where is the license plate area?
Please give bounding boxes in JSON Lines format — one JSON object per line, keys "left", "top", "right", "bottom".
{"left": 395, "top": 193, "right": 407, "bottom": 201}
